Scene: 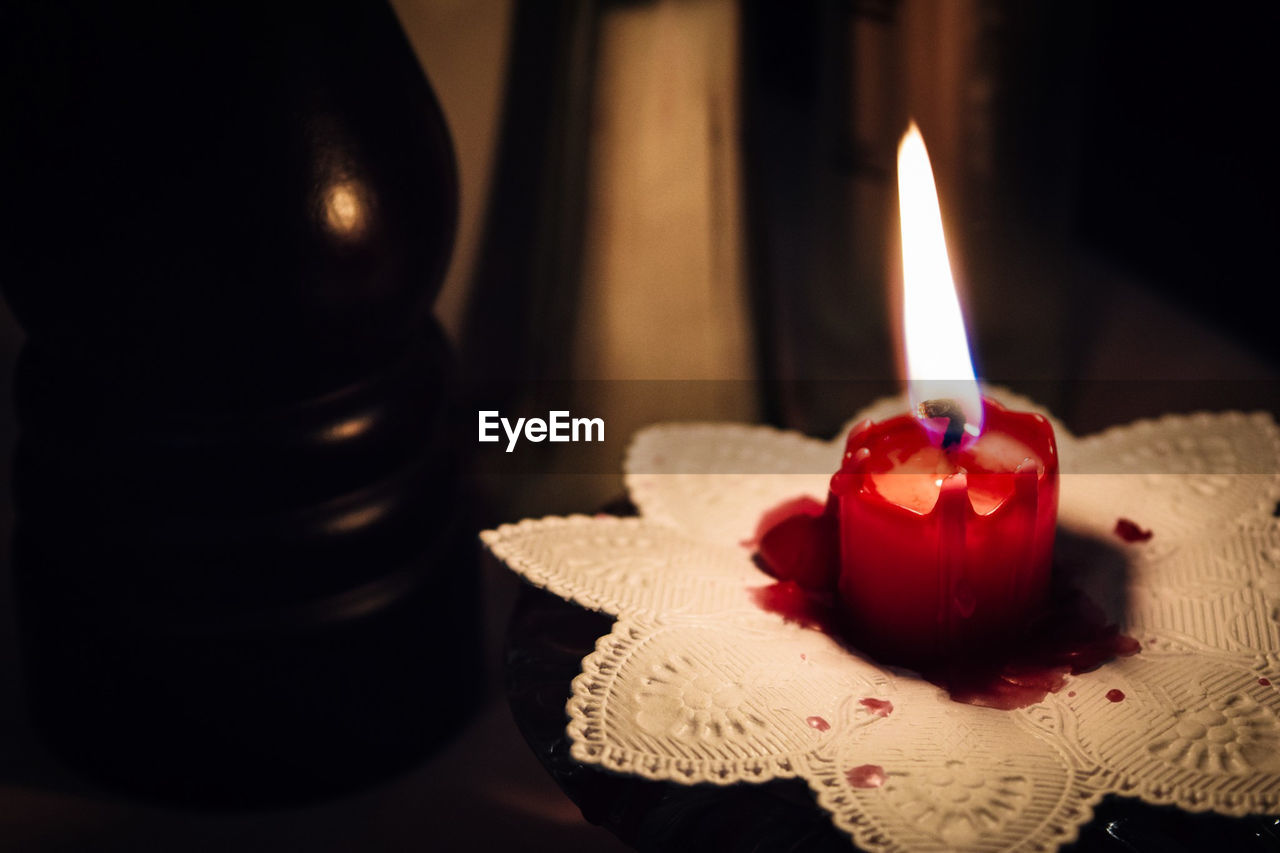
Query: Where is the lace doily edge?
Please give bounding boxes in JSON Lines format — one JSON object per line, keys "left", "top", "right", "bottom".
{"left": 1100, "top": 770, "right": 1280, "bottom": 818}
{"left": 1070, "top": 409, "right": 1280, "bottom": 474}
{"left": 564, "top": 615, "right": 810, "bottom": 787}
{"left": 803, "top": 770, "right": 1106, "bottom": 853}
{"left": 480, "top": 515, "right": 639, "bottom": 617}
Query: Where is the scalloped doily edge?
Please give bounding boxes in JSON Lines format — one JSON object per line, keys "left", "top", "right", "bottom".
{"left": 481, "top": 515, "right": 636, "bottom": 617}
{"left": 565, "top": 615, "right": 811, "bottom": 787}
{"left": 802, "top": 764, "right": 1107, "bottom": 853}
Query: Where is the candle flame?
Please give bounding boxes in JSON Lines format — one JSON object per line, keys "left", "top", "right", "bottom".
{"left": 897, "top": 121, "right": 983, "bottom": 446}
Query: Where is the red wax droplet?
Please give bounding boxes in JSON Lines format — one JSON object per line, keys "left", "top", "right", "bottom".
{"left": 806, "top": 715, "right": 830, "bottom": 731}
{"left": 859, "top": 697, "right": 893, "bottom": 717}
{"left": 1106, "top": 688, "right": 1125, "bottom": 702}
{"left": 846, "top": 764, "right": 886, "bottom": 789}
{"left": 1067, "top": 690, "right": 1076, "bottom": 697}
{"left": 1260, "top": 678, "right": 1272, "bottom": 686}
{"left": 1114, "top": 518, "right": 1153, "bottom": 542}
{"left": 800, "top": 653, "right": 807, "bottom": 661}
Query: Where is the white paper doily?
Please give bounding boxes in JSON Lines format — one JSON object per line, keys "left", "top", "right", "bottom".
{"left": 482, "top": 388, "right": 1280, "bottom": 851}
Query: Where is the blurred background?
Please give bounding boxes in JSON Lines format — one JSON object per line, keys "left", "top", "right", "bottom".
{"left": 1, "top": 0, "right": 1277, "bottom": 849}
{"left": 436, "top": 0, "right": 1278, "bottom": 518}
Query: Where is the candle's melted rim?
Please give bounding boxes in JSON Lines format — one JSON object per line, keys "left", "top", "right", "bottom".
{"left": 834, "top": 399, "right": 1057, "bottom": 518}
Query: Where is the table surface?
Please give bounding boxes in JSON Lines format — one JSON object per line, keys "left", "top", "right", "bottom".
{"left": 0, "top": 562, "right": 630, "bottom": 853}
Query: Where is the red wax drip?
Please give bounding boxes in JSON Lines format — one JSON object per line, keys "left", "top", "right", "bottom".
{"left": 1067, "top": 690, "right": 1077, "bottom": 697}
{"left": 1106, "top": 688, "right": 1126, "bottom": 702}
{"left": 859, "top": 697, "right": 893, "bottom": 717}
{"left": 1261, "top": 678, "right": 1272, "bottom": 687}
{"left": 845, "top": 764, "right": 886, "bottom": 789}
{"left": 751, "top": 496, "right": 1142, "bottom": 711}
{"left": 806, "top": 715, "right": 831, "bottom": 731}
{"left": 1114, "top": 518, "right": 1153, "bottom": 542}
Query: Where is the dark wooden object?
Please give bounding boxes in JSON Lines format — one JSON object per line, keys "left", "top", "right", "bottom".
{"left": 1, "top": 2, "right": 479, "bottom": 806}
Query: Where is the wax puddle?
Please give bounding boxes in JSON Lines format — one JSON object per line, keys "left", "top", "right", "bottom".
{"left": 933, "top": 589, "right": 1140, "bottom": 710}
{"left": 748, "top": 497, "right": 837, "bottom": 589}
{"left": 1261, "top": 678, "right": 1273, "bottom": 687}
{"left": 1105, "top": 688, "right": 1126, "bottom": 702}
{"left": 859, "top": 697, "right": 893, "bottom": 717}
{"left": 750, "top": 579, "right": 1140, "bottom": 711}
{"left": 1114, "top": 518, "right": 1153, "bottom": 542}
{"left": 845, "top": 764, "right": 886, "bottom": 789}
{"left": 749, "top": 581, "right": 840, "bottom": 634}
{"left": 751, "top": 497, "right": 1141, "bottom": 711}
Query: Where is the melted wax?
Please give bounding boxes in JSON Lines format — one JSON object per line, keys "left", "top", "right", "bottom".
{"left": 846, "top": 765, "right": 886, "bottom": 789}
{"left": 748, "top": 497, "right": 837, "bottom": 589}
{"left": 752, "top": 497, "right": 1141, "bottom": 711}
{"left": 806, "top": 715, "right": 831, "bottom": 732}
{"left": 749, "top": 581, "right": 839, "bottom": 634}
{"left": 1114, "top": 518, "right": 1154, "bottom": 543}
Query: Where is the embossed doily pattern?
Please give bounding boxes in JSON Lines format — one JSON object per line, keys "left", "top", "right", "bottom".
{"left": 482, "top": 389, "right": 1280, "bottom": 850}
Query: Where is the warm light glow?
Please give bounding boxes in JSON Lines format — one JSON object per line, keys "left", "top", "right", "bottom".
{"left": 322, "top": 413, "right": 375, "bottom": 442}
{"left": 897, "top": 121, "right": 983, "bottom": 446}
{"left": 324, "top": 181, "right": 367, "bottom": 237}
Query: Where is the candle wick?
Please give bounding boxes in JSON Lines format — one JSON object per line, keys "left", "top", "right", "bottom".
{"left": 918, "top": 399, "right": 966, "bottom": 450}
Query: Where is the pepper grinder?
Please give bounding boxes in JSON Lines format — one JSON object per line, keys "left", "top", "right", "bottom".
{"left": 1, "top": 1, "right": 480, "bottom": 805}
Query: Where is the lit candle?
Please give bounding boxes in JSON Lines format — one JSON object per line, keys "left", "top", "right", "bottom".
{"left": 827, "top": 123, "right": 1058, "bottom": 666}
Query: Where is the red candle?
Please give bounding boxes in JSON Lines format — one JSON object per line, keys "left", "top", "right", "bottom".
{"left": 829, "top": 121, "right": 1058, "bottom": 665}
{"left": 829, "top": 398, "right": 1058, "bottom": 665}
{"left": 751, "top": 123, "right": 1064, "bottom": 671}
